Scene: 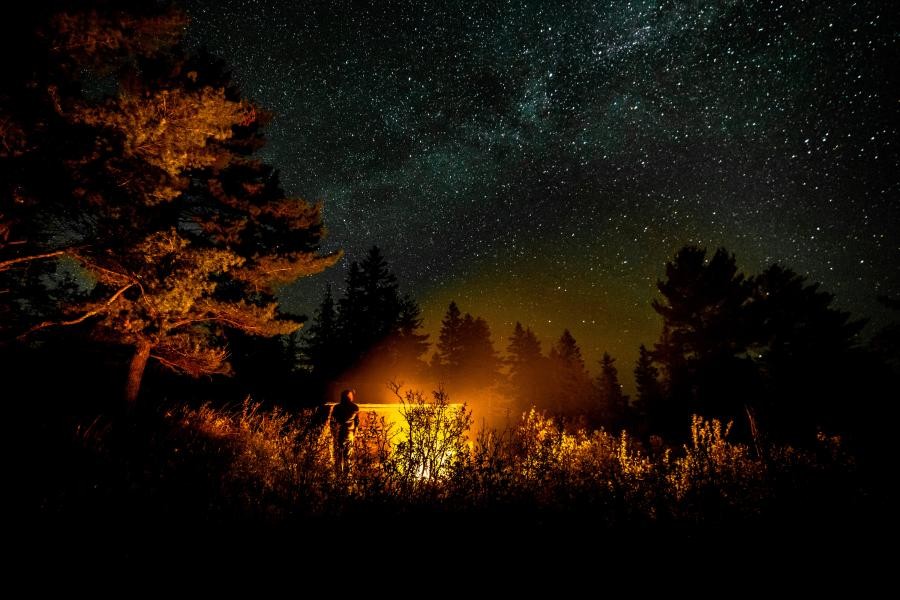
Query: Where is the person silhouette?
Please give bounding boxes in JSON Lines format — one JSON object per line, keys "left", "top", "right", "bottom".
{"left": 331, "top": 388, "right": 360, "bottom": 475}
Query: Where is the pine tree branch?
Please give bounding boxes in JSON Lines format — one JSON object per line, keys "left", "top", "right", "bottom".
{"left": 167, "top": 315, "right": 262, "bottom": 332}
{"left": 20, "top": 283, "right": 135, "bottom": 338}
{"left": 0, "top": 250, "right": 65, "bottom": 272}
{"left": 68, "top": 253, "right": 134, "bottom": 286}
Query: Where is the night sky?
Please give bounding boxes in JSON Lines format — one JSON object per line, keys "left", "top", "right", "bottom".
{"left": 186, "top": 0, "right": 897, "bottom": 378}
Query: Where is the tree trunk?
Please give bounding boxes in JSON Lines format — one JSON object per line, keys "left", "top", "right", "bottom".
{"left": 125, "top": 339, "right": 152, "bottom": 409}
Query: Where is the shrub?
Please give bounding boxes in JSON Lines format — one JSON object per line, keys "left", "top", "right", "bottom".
{"left": 63, "top": 391, "right": 858, "bottom": 527}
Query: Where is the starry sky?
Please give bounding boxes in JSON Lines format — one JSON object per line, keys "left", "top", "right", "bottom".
{"left": 186, "top": 0, "right": 897, "bottom": 383}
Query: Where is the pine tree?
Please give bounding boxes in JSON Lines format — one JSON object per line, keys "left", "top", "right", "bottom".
{"left": 338, "top": 261, "right": 365, "bottom": 355}
{"left": 547, "top": 329, "right": 593, "bottom": 415}
{"left": 433, "top": 302, "right": 501, "bottom": 393}
{"left": 596, "top": 352, "right": 629, "bottom": 429}
{"left": 550, "top": 330, "right": 586, "bottom": 371}
{"left": 506, "top": 322, "right": 546, "bottom": 412}
{"left": 303, "top": 284, "right": 341, "bottom": 379}
{"left": 633, "top": 343, "right": 662, "bottom": 424}
{"left": 0, "top": 5, "right": 192, "bottom": 279}
{"left": 459, "top": 313, "right": 502, "bottom": 388}
{"left": 310, "top": 248, "right": 428, "bottom": 391}
{"left": 338, "top": 246, "right": 403, "bottom": 365}
{"left": 434, "top": 301, "right": 465, "bottom": 377}
{"left": 508, "top": 323, "right": 538, "bottom": 362}
{"left": 650, "top": 245, "right": 867, "bottom": 442}
{"left": 652, "top": 246, "right": 751, "bottom": 365}
{"left": 3, "top": 4, "right": 338, "bottom": 405}
{"left": 386, "top": 294, "right": 430, "bottom": 372}
{"left": 748, "top": 263, "right": 866, "bottom": 440}
{"left": 652, "top": 246, "right": 752, "bottom": 427}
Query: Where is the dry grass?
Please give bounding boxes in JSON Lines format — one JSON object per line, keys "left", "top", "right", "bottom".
{"left": 67, "top": 386, "right": 857, "bottom": 526}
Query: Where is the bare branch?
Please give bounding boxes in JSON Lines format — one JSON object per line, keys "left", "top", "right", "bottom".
{"left": 20, "top": 283, "right": 134, "bottom": 338}
{"left": 68, "top": 253, "right": 133, "bottom": 285}
{"left": 0, "top": 250, "right": 65, "bottom": 272}
{"left": 167, "top": 315, "right": 262, "bottom": 333}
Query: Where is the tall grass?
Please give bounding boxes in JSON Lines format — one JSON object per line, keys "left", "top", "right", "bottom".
{"left": 66, "top": 387, "right": 857, "bottom": 526}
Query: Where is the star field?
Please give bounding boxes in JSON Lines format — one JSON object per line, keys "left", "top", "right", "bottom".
{"left": 187, "top": 0, "right": 898, "bottom": 378}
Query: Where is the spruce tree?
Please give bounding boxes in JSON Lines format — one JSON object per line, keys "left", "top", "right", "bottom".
{"left": 434, "top": 301, "right": 465, "bottom": 376}
{"left": 303, "top": 284, "right": 341, "bottom": 379}
{"left": 312, "top": 248, "right": 428, "bottom": 389}
{"left": 652, "top": 246, "right": 752, "bottom": 428}
{"left": 506, "top": 322, "right": 546, "bottom": 412}
{"left": 433, "top": 302, "right": 501, "bottom": 393}
{"left": 547, "top": 329, "right": 593, "bottom": 415}
{"left": 459, "top": 313, "right": 502, "bottom": 388}
{"left": 633, "top": 344, "right": 662, "bottom": 425}
{"left": 596, "top": 352, "right": 629, "bottom": 429}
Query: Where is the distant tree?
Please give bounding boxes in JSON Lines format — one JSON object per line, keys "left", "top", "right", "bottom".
{"left": 383, "top": 294, "right": 431, "bottom": 374}
{"left": 547, "top": 329, "right": 594, "bottom": 416}
{"left": 596, "top": 352, "right": 629, "bottom": 429}
{"left": 633, "top": 343, "right": 663, "bottom": 427}
{"left": 506, "top": 322, "right": 547, "bottom": 413}
{"left": 432, "top": 302, "right": 501, "bottom": 394}
{"left": 433, "top": 301, "right": 465, "bottom": 378}
{"left": 748, "top": 263, "right": 866, "bottom": 440}
{"left": 303, "top": 284, "right": 341, "bottom": 380}
{"left": 306, "top": 248, "right": 428, "bottom": 396}
{"left": 459, "top": 313, "right": 502, "bottom": 387}
{"left": 337, "top": 246, "right": 404, "bottom": 365}
{"left": 651, "top": 246, "right": 753, "bottom": 435}
{"left": 870, "top": 295, "right": 900, "bottom": 376}
{"left": 650, "top": 245, "right": 868, "bottom": 443}
{"left": 3, "top": 3, "right": 338, "bottom": 406}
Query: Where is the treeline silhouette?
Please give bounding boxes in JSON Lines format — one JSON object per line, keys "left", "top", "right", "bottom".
{"left": 6, "top": 241, "right": 896, "bottom": 459}
{"left": 297, "top": 245, "right": 897, "bottom": 455}
{"left": 299, "top": 246, "right": 430, "bottom": 403}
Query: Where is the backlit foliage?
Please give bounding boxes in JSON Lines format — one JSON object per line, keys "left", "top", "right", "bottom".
{"left": 390, "top": 383, "right": 472, "bottom": 484}
{"left": 2, "top": 3, "right": 338, "bottom": 398}
{"left": 48, "top": 8, "right": 188, "bottom": 68}
{"left": 72, "top": 86, "right": 252, "bottom": 203}
{"left": 74, "top": 392, "right": 854, "bottom": 522}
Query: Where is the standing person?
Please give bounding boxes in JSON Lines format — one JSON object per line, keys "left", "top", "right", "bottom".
{"left": 331, "top": 388, "right": 360, "bottom": 475}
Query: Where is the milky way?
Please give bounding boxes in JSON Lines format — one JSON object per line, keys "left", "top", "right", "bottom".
{"left": 187, "top": 0, "right": 897, "bottom": 379}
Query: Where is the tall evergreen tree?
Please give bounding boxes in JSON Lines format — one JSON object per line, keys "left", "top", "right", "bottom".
{"left": 506, "top": 322, "right": 546, "bottom": 412}
{"left": 432, "top": 302, "right": 501, "bottom": 393}
{"left": 459, "top": 313, "right": 502, "bottom": 387}
{"left": 633, "top": 343, "right": 663, "bottom": 426}
{"left": 2, "top": 3, "right": 338, "bottom": 405}
{"left": 596, "top": 352, "right": 629, "bottom": 429}
{"left": 547, "top": 329, "right": 593, "bottom": 415}
{"left": 359, "top": 245, "right": 401, "bottom": 341}
{"left": 337, "top": 246, "right": 403, "bottom": 366}
{"left": 400, "top": 296, "right": 430, "bottom": 351}
{"left": 550, "top": 330, "right": 586, "bottom": 371}
{"left": 383, "top": 294, "right": 430, "bottom": 374}
{"left": 337, "top": 261, "right": 365, "bottom": 354}
{"left": 307, "top": 248, "right": 428, "bottom": 397}
{"left": 303, "top": 284, "right": 341, "bottom": 380}
{"left": 434, "top": 301, "right": 465, "bottom": 377}
{"left": 650, "top": 245, "right": 868, "bottom": 442}
{"left": 652, "top": 246, "right": 753, "bottom": 432}
{"left": 748, "top": 263, "right": 866, "bottom": 440}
